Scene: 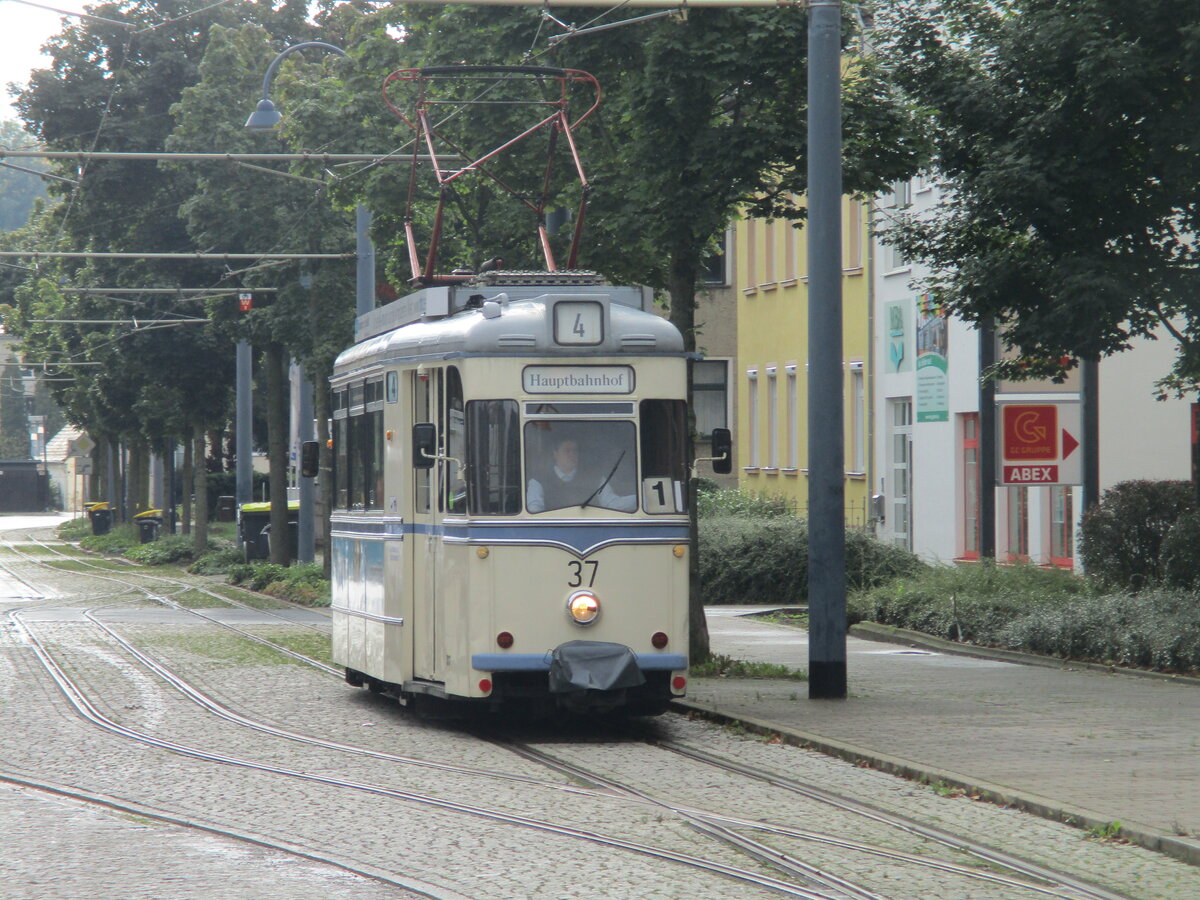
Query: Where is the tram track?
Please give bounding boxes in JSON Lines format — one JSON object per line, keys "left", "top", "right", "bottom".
{"left": 12, "top": 609, "right": 850, "bottom": 900}
{"left": 490, "top": 736, "right": 1128, "bottom": 900}
{"left": 1, "top": 533, "right": 1143, "bottom": 899}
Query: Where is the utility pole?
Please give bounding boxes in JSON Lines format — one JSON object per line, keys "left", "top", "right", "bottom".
{"left": 806, "top": 0, "right": 847, "bottom": 699}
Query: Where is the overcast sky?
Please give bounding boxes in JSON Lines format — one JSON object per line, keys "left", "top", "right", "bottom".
{"left": 1, "top": 0, "right": 87, "bottom": 122}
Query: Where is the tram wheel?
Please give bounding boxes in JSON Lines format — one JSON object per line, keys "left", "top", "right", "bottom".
{"left": 345, "top": 668, "right": 364, "bottom": 687}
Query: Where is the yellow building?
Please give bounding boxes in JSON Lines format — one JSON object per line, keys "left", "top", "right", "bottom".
{"left": 734, "top": 198, "right": 873, "bottom": 525}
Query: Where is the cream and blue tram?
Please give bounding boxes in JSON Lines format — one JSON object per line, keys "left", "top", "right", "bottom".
{"left": 329, "top": 274, "right": 695, "bottom": 715}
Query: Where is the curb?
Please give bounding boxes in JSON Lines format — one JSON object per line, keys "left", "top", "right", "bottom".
{"left": 669, "top": 697, "right": 1200, "bottom": 868}
{"left": 848, "top": 622, "right": 1200, "bottom": 686}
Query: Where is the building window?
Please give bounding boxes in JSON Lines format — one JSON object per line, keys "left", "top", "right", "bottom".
{"left": 889, "top": 179, "right": 912, "bottom": 209}
{"left": 762, "top": 219, "right": 776, "bottom": 287}
{"left": 766, "top": 366, "right": 778, "bottom": 469}
{"left": 888, "top": 399, "right": 913, "bottom": 550}
{"left": 1006, "top": 486, "right": 1029, "bottom": 562}
{"left": 845, "top": 200, "right": 863, "bottom": 270}
{"left": 961, "top": 413, "right": 980, "bottom": 560}
{"left": 746, "top": 369, "right": 759, "bottom": 468}
{"left": 786, "top": 364, "right": 798, "bottom": 469}
{"left": 701, "top": 232, "right": 729, "bottom": 286}
{"left": 1049, "top": 486, "right": 1074, "bottom": 567}
{"left": 783, "top": 221, "right": 797, "bottom": 282}
{"left": 693, "top": 359, "right": 729, "bottom": 439}
{"left": 850, "top": 362, "right": 865, "bottom": 474}
{"left": 743, "top": 221, "right": 757, "bottom": 292}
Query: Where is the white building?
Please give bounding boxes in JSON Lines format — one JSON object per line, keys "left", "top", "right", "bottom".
{"left": 872, "top": 177, "right": 1194, "bottom": 568}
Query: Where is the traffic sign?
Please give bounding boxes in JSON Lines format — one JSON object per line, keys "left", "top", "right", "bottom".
{"left": 998, "top": 401, "right": 1081, "bottom": 486}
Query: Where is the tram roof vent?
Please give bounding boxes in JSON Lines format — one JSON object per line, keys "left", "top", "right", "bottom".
{"left": 497, "top": 333, "right": 537, "bottom": 348}
{"left": 620, "top": 334, "right": 658, "bottom": 351}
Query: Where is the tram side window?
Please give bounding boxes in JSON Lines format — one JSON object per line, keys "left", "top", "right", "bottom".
{"left": 466, "top": 400, "right": 520, "bottom": 515}
{"left": 333, "top": 389, "right": 350, "bottom": 509}
{"left": 336, "top": 380, "right": 384, "bottom": 511}
{"left": 640, "top": 399, "right": 688, "bottom": 514}
{"left": 364, "top": 380, "right": 384, "bottom": 509}
{"left": 445, "top": 366, "right": 466, "bottom": 514}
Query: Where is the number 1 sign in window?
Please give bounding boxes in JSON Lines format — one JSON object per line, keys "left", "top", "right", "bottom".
{"left": 554, "top": 301, "right": 603, "bottom": 345}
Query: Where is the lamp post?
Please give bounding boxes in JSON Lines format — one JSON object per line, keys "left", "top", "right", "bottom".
{"left": 246, "top": 41, "right": 377, "bottom": 564}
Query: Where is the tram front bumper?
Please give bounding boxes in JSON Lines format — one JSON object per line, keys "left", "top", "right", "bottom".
{"left": 472, "top": 643, "right": 691, "bottom": 696}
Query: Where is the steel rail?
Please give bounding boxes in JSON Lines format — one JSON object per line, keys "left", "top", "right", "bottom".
{"left": 12, "top": 610, "right": 842, "bottom": 900}
{"left": 27, "top": 536, "right": 330, "bottom": 635}
{"left": 658, "top": 740, "right": 1134, "bottom": 900}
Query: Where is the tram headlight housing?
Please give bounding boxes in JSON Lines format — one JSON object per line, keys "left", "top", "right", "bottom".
{"left": 566, "top": 590, "right": 601, "bottom": 625}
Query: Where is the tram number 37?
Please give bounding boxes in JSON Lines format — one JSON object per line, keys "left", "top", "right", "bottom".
{"left": 567, "top": 560, "right": 599, "bottom": 587}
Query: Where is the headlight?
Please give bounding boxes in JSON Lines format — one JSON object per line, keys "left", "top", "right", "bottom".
{"left": 566, "top": 590, "right": 601, "bottom": 625}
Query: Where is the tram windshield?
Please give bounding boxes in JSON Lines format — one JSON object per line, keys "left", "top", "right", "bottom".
{"left": 524, "top": 420, "right": 638, "bottom": 514}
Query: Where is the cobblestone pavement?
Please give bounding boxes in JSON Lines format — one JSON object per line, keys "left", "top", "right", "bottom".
{"left": 687, "top": 608, "right": 1200, "bottom": 866}
{"left": 3, "top": 519, "right": 1200, "bottom": 899}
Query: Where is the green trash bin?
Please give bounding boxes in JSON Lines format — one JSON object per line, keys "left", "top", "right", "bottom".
{"left": 239, "top": 501, "right": 299, "bottom": 560}
{"left": 87, "top": 502, "right": 112, "bottom": 536}
{"left": 134, "top": 509, "right": 163, "bottom": 543}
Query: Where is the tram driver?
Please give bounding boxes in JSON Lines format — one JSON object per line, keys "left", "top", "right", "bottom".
{"left": 527, "top": 435, "right": 637, "bottom": 513}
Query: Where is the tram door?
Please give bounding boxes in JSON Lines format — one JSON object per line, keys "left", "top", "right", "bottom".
{"left": 410, "top": 368, "right": 441, "bottom": 682}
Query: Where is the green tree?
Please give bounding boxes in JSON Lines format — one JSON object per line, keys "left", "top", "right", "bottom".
{"left": 0, "top": 121, "right": 49, "bottom": 233}
{"left": 0, "top": 362, "right": 30, "bottom": 458}
{"left": 877, "top": 0, "right": 1200, "bottom": 389}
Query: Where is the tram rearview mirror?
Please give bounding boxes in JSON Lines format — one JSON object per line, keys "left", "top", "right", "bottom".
{"left": 710, "top": 428, "right": 733, "bottom": 475}
{"left": 299, "top": 441, "right": 319, "bottom": 478}
{"left": 412, "top": 423, "right": 437, "bottom": 469}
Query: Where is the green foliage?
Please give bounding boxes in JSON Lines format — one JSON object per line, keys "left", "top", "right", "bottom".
{"left": 1162, "top": 510, "right": 1200, "bottom": 590}
{"left": 697, "top": 486, "right": 793, "bottom": 519}
{"left": 227, "top": 561, "right": 330, "bottom": 607}
{"left": 189, "top": 546, "right": 245, "bottom": 575}
{"left": 79, "top": 525, "right": 139, "bottom": 555}
{"left": 56, "top": 516, "right": 92, "bottom": 540}
{"left": 1078, "top": 480, "right": 1197, "bottom": 590}
{"left": 0, "top": 362, "right": 30, "bottom": 458}
{"left": 699, "top": 514, "right": 926, "bottom": 605}
{"left": 849, "top": 562, "right": 1093, "bottom": 642}
{"left": 125, "top": 534, "right": 196, "bottom": 566}
{"left": 997, "top": 590, "right": 1200, "bottom": 674}
{"left": 690, "top": 653, "right": 806, "bottom": 681}
{"left": 0, "top": 121, "right": 48, "bottom": 233}
{"left": 877, "top": 0, "right": 1200, "bottom": 384}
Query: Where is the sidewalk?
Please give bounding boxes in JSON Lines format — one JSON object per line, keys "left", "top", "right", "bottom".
{"left": 677, "top": 606, "right": 1200, "bottom": 867}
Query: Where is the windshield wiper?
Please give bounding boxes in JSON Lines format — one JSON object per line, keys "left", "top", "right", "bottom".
{"left": 581, "top": 450, "right": 626, "bottom": 509}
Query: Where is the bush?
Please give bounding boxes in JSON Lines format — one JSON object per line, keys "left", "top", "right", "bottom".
{"left": 1078, "top": 480, "right": 1196, "bottom": 590}
{"left": 227, "top": 561, "right": 330, "bottom": 607}
{"left": 698, "top": 514, "right": 925, "bottom": 605}
{"left": 125, "top": 534, "right": 197, "bottom": 566}
{"left": 697, "top": 486, "right": 793, "bottom": 519}
{"left": 56, "top": 517, "right": 92, "bottom": 541}
{"left": 998, "top": 590, "right": 1200, "bottom": 674}
{"left": 849, "top": 562, "right": 1092, "bottom": 642}
{"left": 189, "top": 546, "right": 245, "bottom": 575}
{"left": 1161, "top": 509, "right": 1200, "bottom": 590}
{"left": 79, "top": 525, "right": 139, "bottom": 555}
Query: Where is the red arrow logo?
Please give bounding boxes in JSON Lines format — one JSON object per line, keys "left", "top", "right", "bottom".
{"left": 1062, "top": 429, "right": 1079, "bottom": 460}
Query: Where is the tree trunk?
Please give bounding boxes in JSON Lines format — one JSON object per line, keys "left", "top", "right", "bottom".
{"left": 181, "top": 433, "right": 193, "bottom": 536}
{"left": 668, "top": 247, "right": 711, "bottom": 665}
{"left": 265, "top": 343, "right": 291, "bottom": 566}
{"left": 192, "top": 423, "right": 208, "bottom": 555}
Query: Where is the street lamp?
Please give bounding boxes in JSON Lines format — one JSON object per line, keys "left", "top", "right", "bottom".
{"left": 244, "top": 41, "right": 375, "bottom": 564}
{"left": 244, "top": 41, "right": 349, "bottom": 130}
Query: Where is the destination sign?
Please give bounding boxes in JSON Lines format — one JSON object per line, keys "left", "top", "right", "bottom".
{"left": 522, "top": 365, "right": 634, "bottom": 394}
